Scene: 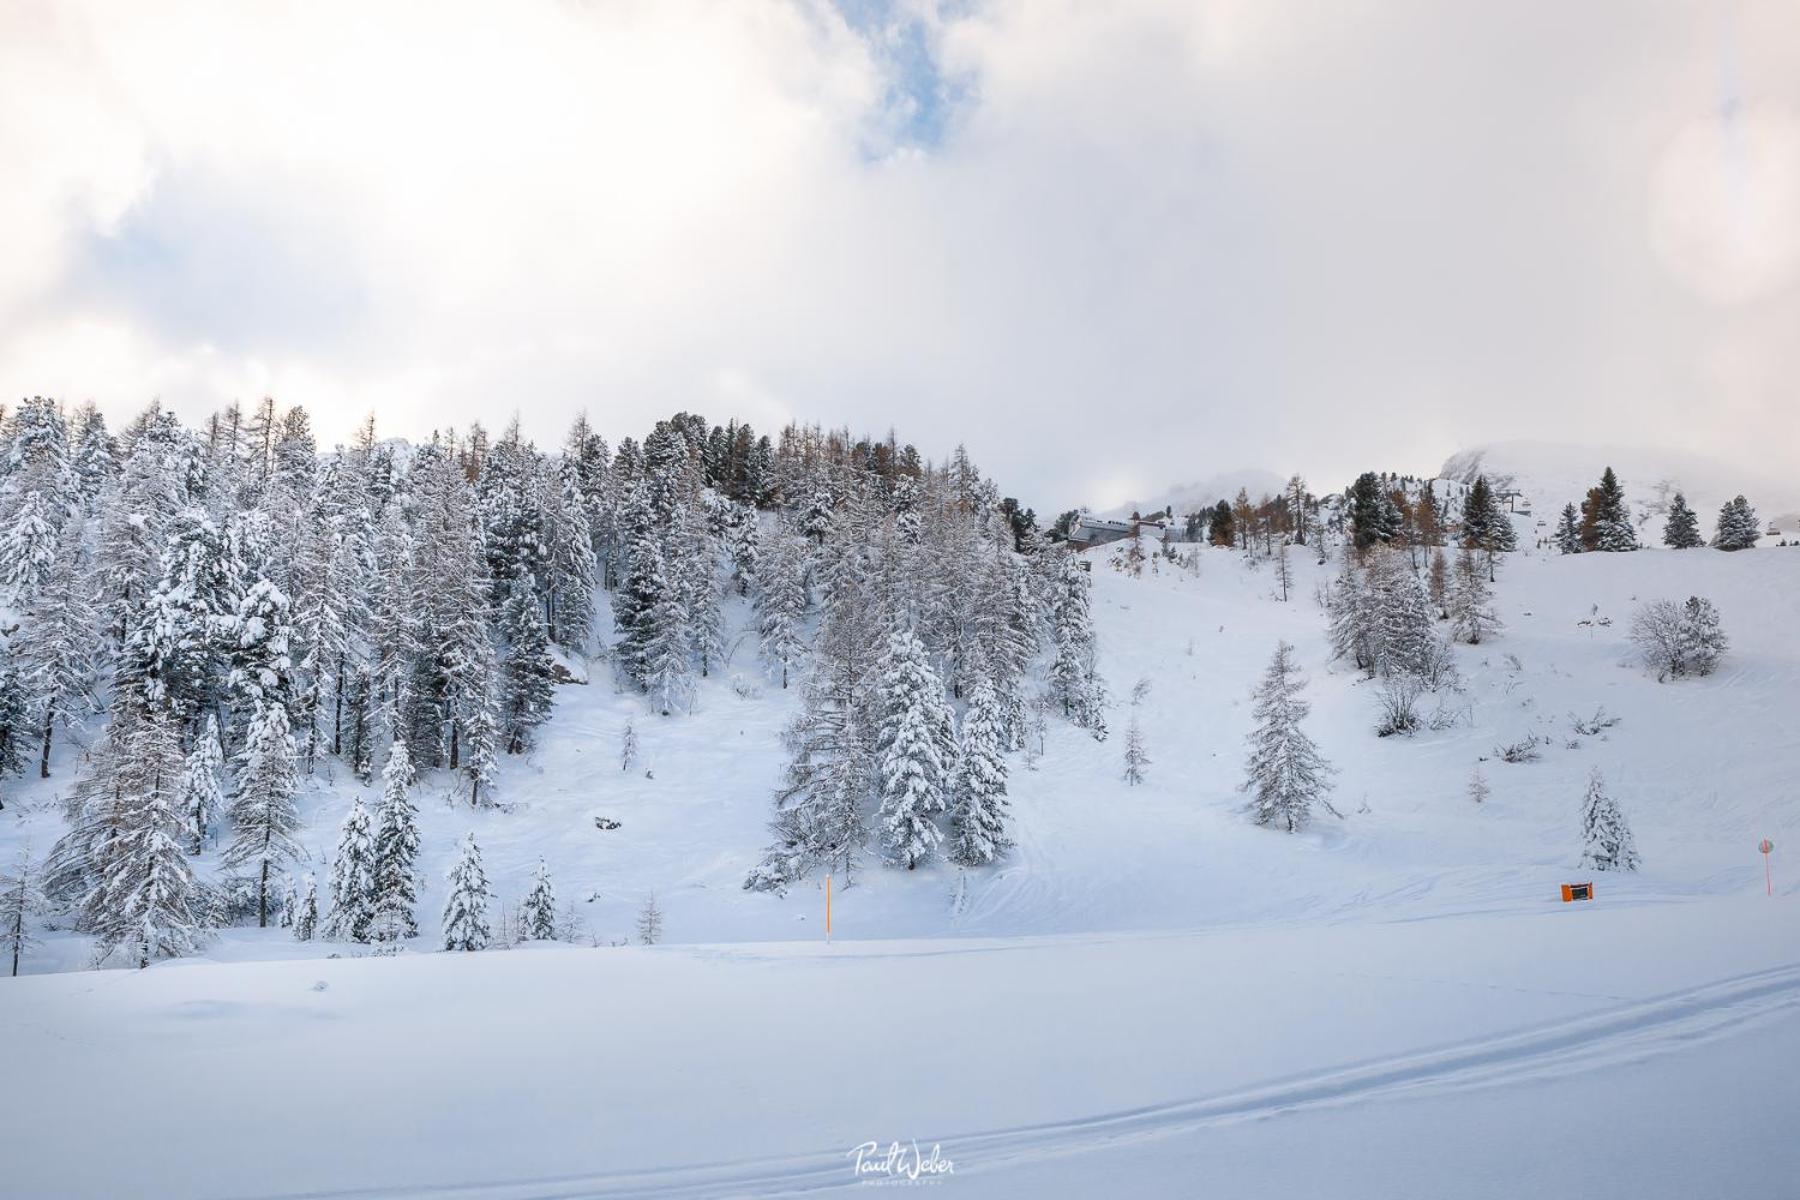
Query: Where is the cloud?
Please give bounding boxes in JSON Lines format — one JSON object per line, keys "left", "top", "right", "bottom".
{"left": 2, "top": 0, "right": 1797, "bottom": 511}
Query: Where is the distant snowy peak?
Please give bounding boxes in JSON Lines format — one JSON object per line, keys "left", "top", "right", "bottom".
{"left": 1436, "top": 441, "right": 1800, "bottom": 532}
{"left": 1102, "top": 469, "right": 1287, "bottom": 519}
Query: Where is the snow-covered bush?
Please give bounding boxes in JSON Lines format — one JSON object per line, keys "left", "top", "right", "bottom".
{"left": 1630, "top": 596, "right": 1726, "bottom": 681}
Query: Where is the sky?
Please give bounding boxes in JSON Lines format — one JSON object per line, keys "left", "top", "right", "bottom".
{"left": 2, "top": 0, "right": 1797, "bottom": 512}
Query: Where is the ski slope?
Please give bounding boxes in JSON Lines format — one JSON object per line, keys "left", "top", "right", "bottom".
{"left": 3, "top": 534, "right": 1798, "bottom": 1196}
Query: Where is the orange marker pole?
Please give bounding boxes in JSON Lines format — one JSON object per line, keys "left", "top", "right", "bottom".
{"left": 1762, "top": 839, "right": 1775, "bottom": 897}
{"left": 826, "top": 873, "right": 833, "bottom": 944}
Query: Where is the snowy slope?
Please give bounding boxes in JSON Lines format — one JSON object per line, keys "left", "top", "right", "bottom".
{"left": 4, "top": 537, "right": 1800, "bottom": 1196}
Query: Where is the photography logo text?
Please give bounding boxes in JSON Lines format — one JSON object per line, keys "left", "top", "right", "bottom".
{"left": 847, "top": 1140, "right": 955, "bottom": 1185}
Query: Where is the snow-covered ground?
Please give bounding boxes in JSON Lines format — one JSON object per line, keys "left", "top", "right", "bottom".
{"left": 4, "top": 533, "right": 1798, "bottom": 1196}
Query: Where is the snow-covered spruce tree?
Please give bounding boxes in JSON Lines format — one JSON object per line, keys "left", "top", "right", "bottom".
{"left": 746, "top": 600, "right": 874, "bottom": 892}
{"left": 1676, "top": 596, "right": 1727, "bottom": 676}
{"left": 541, "top": 457, "right": 597, "bottom": 653}
{"left": 459, "top": 670, "right": 502, "bottom": 806}
{"left": 1327, "top": 545, "right": 1374, "bottom": 673}
{"left": 326, "top": 797, "right": 376, "bottom": 943}
{"left": 1048, "top": 551, "right": 1106, "bottom": 736}
{"left": 1578, "top": 769, "right": 1639, "bottom": 872}
{"left": 84, "top": 701, "right": 204, "bottom": 967}
{"left": 1367, "top": 550, "right": 1435, "bottom": 677}
{"left": 0, "top": 484, "right": 61, "bottom": 599}
{"left": 497, "top": 577, "right": 556, "bottom": 754}
{"left": 620, "top": 719, "right": 638, "bottom": 771}
{"left": 1581, "top": 467, "right": 1638, "bottom": 552}
{"left": 1555, "top": 503, "right": 1583, "bottom": 555}
{"left": 292, "top": 874, "right": 319, "bottom": 941}
{"left": 14, "top": 518, "right": 100, "bottom": 777}
{"left": 755, "top": 526, "right": 810, "bottom": 688}
{"left": 1, "top": 845, "right": 43, "bottom": 976}
{"left": 176, "top": 716, "right": 225, "bottom": 854}
{"left": 122, "top": 507, "right": 233, "bottom": 724}
{"left": 223, "top": 700, "right": 302, "bottom": 927}
{"left": 519, "top": 858, "right": 556, "bottom": 941}
{"left": 441, "top": 833, "right": 492, "bottom": 951}
{"left": 1459, "top": 475, "right": 1514, "bottom": 554}
{"left": 1467, "top": 765, "right": 1490, "bottom": 805}
{"left": 1123, "top": 715, "right": 1150, "bottom": 785}
{"left": 1661, "top": 493, "right": 1702, "bottom": 549}
{"left": 1449, "top": 547, "right": 1502, "bottom": 645}
{"left": 1243, "top": 641, "right": 1334, "bottom": 833}
{"left": 948, "top": 673, "right": 1011, "bottom": 867}
{"left": 371, "top": 735, "right": 420, "bottom": 940}
{"left": 874, "top": 627, "right": 954, "bottom": 870}
{"left": 1713, "top": 495, "right": 1760, "bottom": 551}
{"left": 676, "top": 507, "right": 724, "bottom": 678}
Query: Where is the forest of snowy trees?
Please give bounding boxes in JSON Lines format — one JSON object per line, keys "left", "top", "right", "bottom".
{"left": 0, "top": 396, "right": 1103, "bottom": 966}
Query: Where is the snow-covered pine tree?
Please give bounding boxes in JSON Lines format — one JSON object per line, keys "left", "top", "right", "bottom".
{"left": 371, "top": 734, "right": 420, "bottom": 940}
{"left": 633, "top": 537, "right": 696, "bottom": 716}
{"left": 441, "top": 833, "right": 492, "bottom": 951}
{"left": 874, "top": 627, "right": 953, "bottom": 870}
{"left": 620, "top": 719, "right": 638, "bottom": 771}
{"left": 1048, "top": 552, "right": 1106, "bottom": 734}
{"left": 1578, "top": 769, "right": 1639, "bottom": 872}
{"left": 497, "top": 577, "right": 556, "bottom": 754}
{"left": 223, "top": 700, "right": 302, "bottom": 927}
{"left": 745, "top": 605, "right": 873, "bottom": 892}
{"left": 1713, "top": 495, "right": 1760, "bottom": 551}
{"left": 122, "top": 507, "right": 233, "bottom": 723}
{"left": 755, "top": 527, "right": 810, "bottom": 688}
{"left": 1327, "top": 546, "right": 1374, "bottom": 674}
{"left": 636, "top": 891, "right": 663, "bottom": 945}
{"left": 292, "top": 874, "right": 319, "bottom": 941}
{"left": 1661, "top": 493, "right": 1702, "bottom": 549}
{"left": 1677, "top": 595, "right": 1727, "bottom": 676}
{"left": 1583, "top": 468, "right": 1638, "bottom": 552}
{"left": 947, "top": 673, "right": 1010, "bottom": 866}
{"left": 86, "top": 702, "right": 203, "bottom": 967}
{"left": 1427, "top": 547, "right": 1450, "bottom": 618}
{"left": 1449, "top": 547, "right": 1502, "bottom": 645}
{"left": 459, "top": 669, "right": 502, "bottom": 806}
{"left": 1467, "top": 766, "right": 1490, "bottom": 805}
{"left": 1123, "top": 715, "right": 1149, "bottom": 785}
{"left": 1243, "top": 640, "right": 1334, "bottom": 832}
{"left": 176, "top": 716, "right": 225, "bottom": 854}
{"left": 14, "top": 518, "right": 100, "bottom": 777}
{"left": 0, "top": 485, "right": 60, "bottom": 599}
{"left": 519, "top": 858, "right": 556, "bottom": 940}
{"left": 1368, "top": 550, "right": 1434, "bottom": 677}
{"left": 675, "top": 507, "right": 724, "bottom": 679}
{"left": 326, "top": 797, "right": 376, "bottom": 942}
{"left": 0, "top": 845, "right": 42, "bottom": 976}
{"left": 1555, "top": 503, "right": 1583, "bottom": 554}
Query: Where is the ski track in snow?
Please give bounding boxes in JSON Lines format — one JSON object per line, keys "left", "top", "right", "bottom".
{"left": 260, "top": 962, "right": 1800, "bottom": 1200}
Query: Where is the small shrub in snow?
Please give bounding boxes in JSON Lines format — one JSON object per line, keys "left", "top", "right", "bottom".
{"left": 1373, "top": 673, "right": 1425, "bottom": 738}
{"left": 729, "top": 673, "right": 763, "bottom": 701}
{"left": 1494, "top": 736, "right": 1542, "bottom": 764}
{"left": 1466, "top": 767, "right": 1489, "bottom": 806}
{"left": 1123, "top": 717, "right": 1150, "bottom": 784}
{"left": 1568, "top": 707, "right": 1620, "bottom": 737}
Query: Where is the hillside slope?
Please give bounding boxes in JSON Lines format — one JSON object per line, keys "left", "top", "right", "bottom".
{"left": 5, "top": 536, "right": 1794, "bottom": 966}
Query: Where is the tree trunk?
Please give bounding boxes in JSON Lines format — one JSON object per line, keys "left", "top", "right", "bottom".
{"left": 39, "top": 720, "right": 53, "bottom": 779}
